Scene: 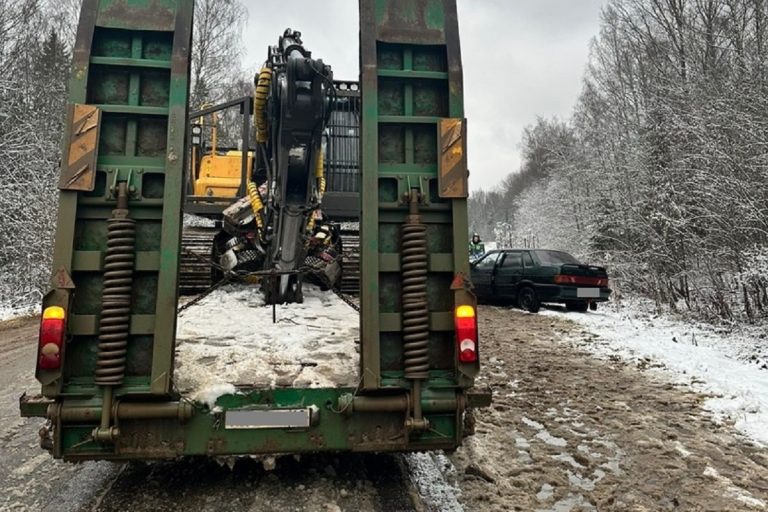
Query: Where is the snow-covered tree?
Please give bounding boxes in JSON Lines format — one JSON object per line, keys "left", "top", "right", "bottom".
{"left": 469, "top": 0, "right": 768, "bottom": 322}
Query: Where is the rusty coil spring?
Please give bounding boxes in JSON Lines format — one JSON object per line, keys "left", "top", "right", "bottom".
{"left": 401, "top": 220, "right": 429, "bottom": 380}
{"left": 95, "top": 214, "right": 136, "bottom": 386}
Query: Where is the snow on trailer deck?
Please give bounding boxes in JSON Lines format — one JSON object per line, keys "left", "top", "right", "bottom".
{"left": 174, "top": 284, "right": 360, "bottom": 406}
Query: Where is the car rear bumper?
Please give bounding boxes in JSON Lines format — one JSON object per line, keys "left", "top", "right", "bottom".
{"left": 535, "top": 284, "right": 612, "bottom": 303}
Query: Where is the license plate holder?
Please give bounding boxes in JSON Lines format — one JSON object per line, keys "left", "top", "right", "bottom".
{"left": 225, "top": 408, "right": 312, "bottom": 429}
{"left": 577, "top": 288, "right": 600, "bottom": 298}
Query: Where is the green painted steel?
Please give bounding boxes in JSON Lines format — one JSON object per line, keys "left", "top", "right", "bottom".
{"left": 359, "top": 0, "right": 475, "bottom": 396}
{"left": 45, "top": 387, "right": 462, "bottom": 459}
{"left": 23, "top": 0, "right": 483, "bottom": 460}
{"left": 41, "top": 0, "right": 193, "bottom": 400}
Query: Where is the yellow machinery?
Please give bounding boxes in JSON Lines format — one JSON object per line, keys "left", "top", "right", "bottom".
{"left": 193, "top": 150, "right": 254, "bottom": 197}
{"left": 190, "top": 107, "right": 254, "bottom": 199}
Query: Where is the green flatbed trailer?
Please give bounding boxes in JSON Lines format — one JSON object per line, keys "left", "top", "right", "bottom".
{"left": 19, "top": 0, "right": 490, "bottom": 461}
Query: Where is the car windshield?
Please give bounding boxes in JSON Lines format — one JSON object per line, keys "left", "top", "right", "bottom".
{"left": 535, "top": 250, "right": 581, "bottom": 266}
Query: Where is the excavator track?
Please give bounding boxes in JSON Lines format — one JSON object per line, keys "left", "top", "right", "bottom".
{"left": 181, "top": 223, "right": 360, "bottom": 297}
{"left": 179, "top": 226, "right": 218, "bottom": 295}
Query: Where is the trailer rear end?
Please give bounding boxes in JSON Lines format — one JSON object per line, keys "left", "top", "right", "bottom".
{"left": 19, "top": 0, "right": 490, "bottom": 461}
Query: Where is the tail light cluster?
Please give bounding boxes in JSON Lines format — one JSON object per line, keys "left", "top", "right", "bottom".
{"left": 455, "top": 305, "right": 478, "bottom": 363}
{"left": 554, "top": 275, "right": 608, "bottom": 287}
{"left": 38, "top": 306, "right": 66, "bottom": 370}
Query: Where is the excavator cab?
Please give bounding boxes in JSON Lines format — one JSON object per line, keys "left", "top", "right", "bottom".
{"left": 189, "top": 110, "right": 254, "bottom": 199}
{"left": 184, "top": 97, "right": 256, "bottom": 217}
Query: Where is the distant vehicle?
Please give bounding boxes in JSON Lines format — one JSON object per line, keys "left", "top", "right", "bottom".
{"left": 470, "top": 249, "right": 611, "bottom": 313}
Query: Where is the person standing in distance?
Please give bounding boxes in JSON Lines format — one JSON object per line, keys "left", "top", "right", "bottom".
{"left": 469, "top": 232, "right": 485, "bottom": 260}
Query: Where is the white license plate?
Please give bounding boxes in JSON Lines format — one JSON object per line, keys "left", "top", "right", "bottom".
{"left": 577, "top": 288, "right": 600, "bottom": 298}
{"left": 225, "top": 409, "right": 312, "bottom": 429}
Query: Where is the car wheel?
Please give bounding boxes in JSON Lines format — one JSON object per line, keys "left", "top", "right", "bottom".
{"left": 566, "top": 301, "right": 588, "bottom": 313}
{"left": 517, "top": 286, "right": 540, "bottom": 313}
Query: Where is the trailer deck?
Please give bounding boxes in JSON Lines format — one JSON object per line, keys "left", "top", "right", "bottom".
{"left": 20, "top": 0, "right": 490, "bottom": 461}
{"left": 175, "top": 285, "right": 360, "bottom": 405}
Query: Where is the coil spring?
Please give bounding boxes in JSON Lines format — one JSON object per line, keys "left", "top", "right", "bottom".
{"left": 401, "top": 222, "right": 429, "bottom": 380}
{"left": 95, "top": 215, "right": 136, "bottom": 386}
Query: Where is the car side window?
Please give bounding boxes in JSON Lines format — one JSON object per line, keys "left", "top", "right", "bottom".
{"left": 523, "top": 251, "right": 534, "bottom": 268}
{"left": 474, "top": 253, "right": 498, "bottom": 271}
{"left": 500, "top": 251, "right": 522, "bottom": 269}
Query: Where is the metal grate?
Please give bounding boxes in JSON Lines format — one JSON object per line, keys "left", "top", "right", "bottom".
{"left": 325, "top": 81, "right": 360, "bottom": 194}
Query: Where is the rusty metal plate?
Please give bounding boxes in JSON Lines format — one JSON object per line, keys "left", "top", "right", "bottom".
{"left": 374, "top": 0, "right": 447, "bottom": 44}
{"left": 438, "top": 118, "right": 468, "bottom": 198}
{"left": 59, "top": 104, "right": 101, "bottom": 191}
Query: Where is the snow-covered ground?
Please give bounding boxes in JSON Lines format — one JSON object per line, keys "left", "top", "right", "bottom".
{"left": 0, "top": 305, "right": 36, "bottom": 323}
{"left": 542, "top": 302, "right": 768, "bottom": 446}
{"left": 175, "top": 283, "right": 360, "bottom": 407}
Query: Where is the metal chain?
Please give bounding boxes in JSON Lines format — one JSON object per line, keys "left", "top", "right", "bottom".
{"left": 333, "top": 288, "right": 360, "bottom": 312}
{"left": 181, "top": 247, "right": 227, "bottom": 273}
{"left": 177, "top": 275, "right": 231, "bottom": 314}
{"left": 180, "top": 243, "right": 360, "bottom": 313}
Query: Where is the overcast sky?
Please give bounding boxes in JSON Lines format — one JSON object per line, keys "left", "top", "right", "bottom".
{"left": 241, "top": 1, "right": 606, "bottom": 191}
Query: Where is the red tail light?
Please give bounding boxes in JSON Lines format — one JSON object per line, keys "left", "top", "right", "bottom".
{"left": 38, "top": 306, "right": 66, "bottom": 370}
{"left": 554, "top": 275, "right": 608, "bottom": 287}
{"left": 455, "top": 305, "right": 477, "bottom": 363}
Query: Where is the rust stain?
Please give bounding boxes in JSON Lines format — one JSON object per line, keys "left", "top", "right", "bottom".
{"left": 438, "top": 118, "right": 468, "bottom": 198}
{"left": 377, "top": 0, "right": 445, "bottom": 44}
{"left": 98, "top": 0, "right": 175, "bottom": 32}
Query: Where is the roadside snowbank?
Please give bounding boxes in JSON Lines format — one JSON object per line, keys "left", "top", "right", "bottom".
{"left": 175, "top": 284, "right": 360, "bottom": 405}
{"left": 541, "top": 304, "right": 768, "bottom": 446}
{"left": 0, "top": 305, "right": 36, "bottom": 323}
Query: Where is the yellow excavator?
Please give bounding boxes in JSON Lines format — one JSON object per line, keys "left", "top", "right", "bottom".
{"left": 190, "top": 107, "right": 254, "bottom": 199}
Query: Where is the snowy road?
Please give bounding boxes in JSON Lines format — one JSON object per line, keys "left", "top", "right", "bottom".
{"left": 0, "top": 317, "right": 120, "bottom": 511}
{"left": 0, "top": 316, "right": 432, "bottom": 512}
{"left": 452, "top": 306, "right": 768, "bottom": 511}
{"left": 3, "top": 307, "right": 768, "bottom": 511}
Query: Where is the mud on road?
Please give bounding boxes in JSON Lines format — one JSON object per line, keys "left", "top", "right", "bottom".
{"left": 3, "top": 308, "right": 768, "bottom": 511}
{"left": 0, "top": 316, "right": 424, "bottom": 512}
{"left": 451, "top": 306, "right": 768, "bottom": 511}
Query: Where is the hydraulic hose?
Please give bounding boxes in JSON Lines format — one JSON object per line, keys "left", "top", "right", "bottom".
{"left": 306, "top": 149, "right": 325, "bottom": 234}
{"left": 316, "top": 148, "right": 326, "bottom": 200}
{"left": 254, "top": 66, "right": 272, "bottom": 143}
{"left": 247, "top": 181, "right": 264, "bottom": 229}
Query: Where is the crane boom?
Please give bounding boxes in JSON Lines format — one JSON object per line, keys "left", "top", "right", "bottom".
{"left": 218, "top": 29, "right": 335, "bottom": 304}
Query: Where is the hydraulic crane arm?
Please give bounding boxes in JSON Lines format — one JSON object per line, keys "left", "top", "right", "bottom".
{"left": 262, "top": 29, "right": 333, "bottom": 303}
{"left": 218, "top": 29, "right": 334, "bottom": 304}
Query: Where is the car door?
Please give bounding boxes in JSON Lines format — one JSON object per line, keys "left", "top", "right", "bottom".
{"left": 495, "top": 250, "right": 523, "bottom": 299}
{"left": 522, "top": 250, "right": 537, "bottom": 281}
{"left": 470, "top": 252, "right": 500, "bottom": 299}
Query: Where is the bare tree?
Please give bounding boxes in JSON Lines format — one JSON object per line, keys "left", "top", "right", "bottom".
{"left": 190, "top": 0, "right": 248, "bottom": 109}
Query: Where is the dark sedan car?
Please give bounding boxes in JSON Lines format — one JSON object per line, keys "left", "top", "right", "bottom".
{"left": 470, "top": 249, "right": 611, "bottom": 313}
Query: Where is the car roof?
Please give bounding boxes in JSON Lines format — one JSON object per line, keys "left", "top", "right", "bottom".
{"left": 493, "top": 248, "right": 573, "bottom": 254}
